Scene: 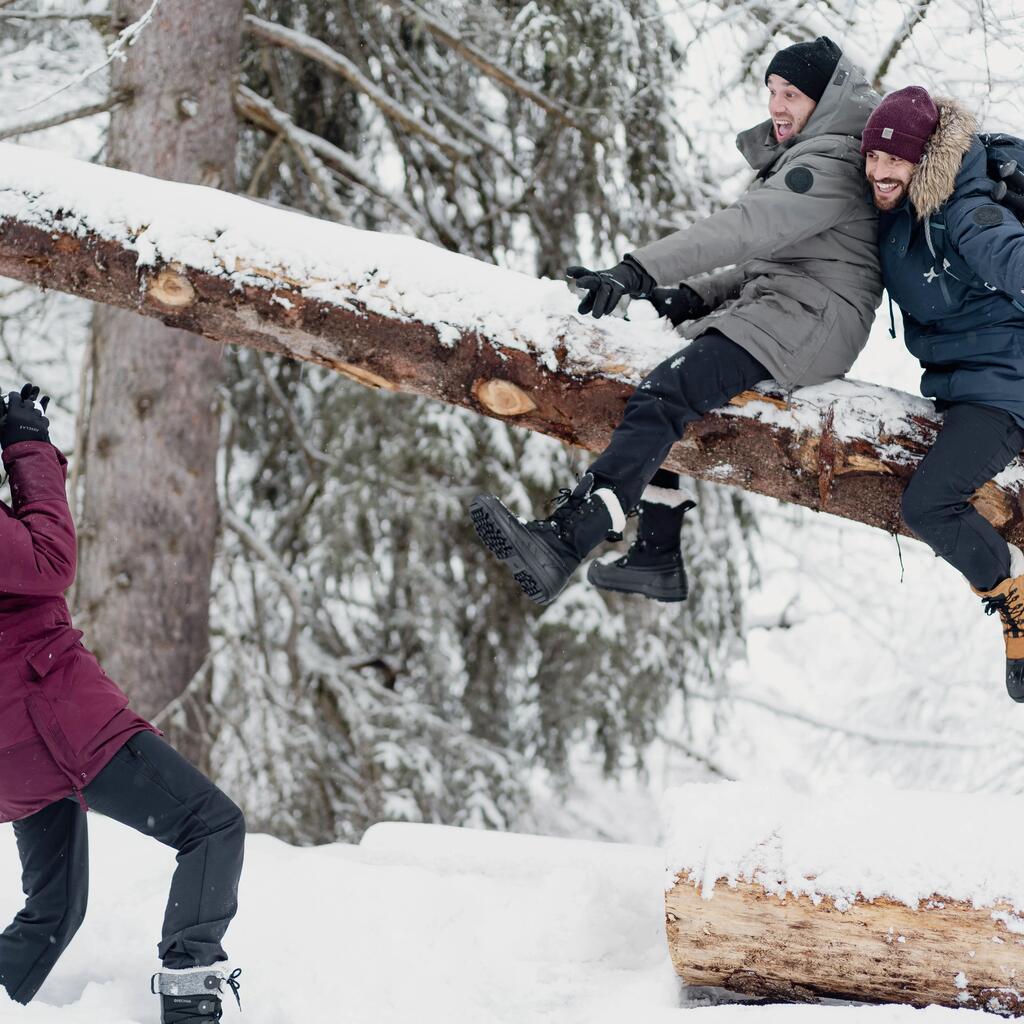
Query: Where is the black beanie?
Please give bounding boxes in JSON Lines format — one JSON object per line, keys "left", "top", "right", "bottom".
{"left": 764, "top": 36, "right": 842, "bottom": 103}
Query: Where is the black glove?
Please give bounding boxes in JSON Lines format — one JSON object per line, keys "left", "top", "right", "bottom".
{"left": 1, "top": 383, "right": 51, "bottom": 450}
{"left": 647, "top": 284, "right": 712, "bottom": 327}
{"left": 566, "top": 257, "right": 656, "bottom": 319}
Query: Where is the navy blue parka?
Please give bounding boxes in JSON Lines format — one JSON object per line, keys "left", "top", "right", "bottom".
{"left": 879, "top": 99, "right": 1024, "bottom": 426}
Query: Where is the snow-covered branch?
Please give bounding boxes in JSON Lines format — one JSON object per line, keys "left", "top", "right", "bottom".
{"left": 243, "top": 14, "right": 474, "bottom": 163}
{"left": 384, "top": 0, "right": 591, "bottom": 138}
{"left": 235, "top": 85, "right": 430, "bottom": 232}
{"left": 0, "top": 91, "right": 129, "bottom": 143}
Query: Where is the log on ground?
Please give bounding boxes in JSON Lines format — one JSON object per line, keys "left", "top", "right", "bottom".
{"left": 666, "top": 872, "right": 1024, "bottom": 1014}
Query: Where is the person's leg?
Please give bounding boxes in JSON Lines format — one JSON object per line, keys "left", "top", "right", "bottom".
{"left": 588, "top": 330, "right": 771, "bottom": 509}
{"left": 82, "top": 732, "right": 245, "bottom": 971}
{"left": 587, "top": 468, "right": 698, "bottom": 602}
{"left": 0, "top": 799, "right": 89, "bottom": 1004}
{"left": 900, "top": 402, "right": 1024, "bottom": 700}
{"left": 470, "top": 331, "right": 769, "bottom": 604}
{"left": 900, "top": 402, "right": 1024, "bottom": 590}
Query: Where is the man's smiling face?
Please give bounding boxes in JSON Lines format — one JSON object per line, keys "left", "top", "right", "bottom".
{"left": 766, "top": 74, "right": 817, "bottom": 143}
{"left": 865, "top": 150, "right": 917, "bottom": 210}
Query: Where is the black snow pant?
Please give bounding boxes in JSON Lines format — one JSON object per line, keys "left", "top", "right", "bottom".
{"left": 587, "top": 330, "right": 771, "bottom": 510}
{"left": 901, "top": 401, "right": 1024, "bottom": 592}
{"left": 0, "top": 732, "right": 245, "bottom": 1005}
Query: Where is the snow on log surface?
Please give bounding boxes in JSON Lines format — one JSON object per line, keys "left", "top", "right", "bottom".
{"left": 663, "top": 782, "right": 1024, "bottom": 1014}
{"left": 3, "top": 142, "right": 1024, "bottom": 540}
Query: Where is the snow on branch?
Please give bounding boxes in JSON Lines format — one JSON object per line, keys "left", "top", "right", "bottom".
{"left": 383, "top": 0, "right": 592, "bottom": 139}
{"left": 243, "top": 14, "right": 474, "bottom": 163}
{"left": 2, "top": 141, "right": 1024, "bottom": 542}
{"left": 0, "top": 91, "right": 130, "bottom": 143}
{"left": 235, "top": 85, "right": 430, "bottom": 232}
{"left": 15, "top": 0, "right": 161, "bottom": 113}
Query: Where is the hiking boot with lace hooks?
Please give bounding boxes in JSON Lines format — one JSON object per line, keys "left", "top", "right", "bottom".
{"left": 588, "top": 493, "right": 697, "bottom": 603}
{"left": 152, "top": 965, "right": 242, "bottom": 1023}
{"left": 974, "top": 575, "right": 1024, "bottom": 701}
{"left": 469, "top": 473, "right": 623, "bottom": 605}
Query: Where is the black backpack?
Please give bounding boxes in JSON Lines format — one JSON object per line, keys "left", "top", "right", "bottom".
{"left": 981, "top": 132, "right": 1024, "bottom": 223}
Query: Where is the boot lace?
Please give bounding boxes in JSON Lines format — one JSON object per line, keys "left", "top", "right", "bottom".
{"left": 546, "top": 486, "right": 594, "bottom": 540}
{"left": 984, "top": 591, "right": 1024, "bottom": 639}
{"left": 221, "top": 969, "right": 242, "bottom": 1012}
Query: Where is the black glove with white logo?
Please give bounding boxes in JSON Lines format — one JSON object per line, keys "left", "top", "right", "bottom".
{"left": 0, "top": 383, "right": 51, "bottom": 450}
{"left": 648, "top": 284, "right": 712, "bottom": 327}
{"left": 566, "top": 257, "right": 656, "bottom": 319}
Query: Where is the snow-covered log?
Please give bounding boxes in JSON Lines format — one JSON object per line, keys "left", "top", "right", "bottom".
{"left": 3, "top": 142, "right": 1024, "bottom": 541}
{"left": 664, "top": 783, "right": 1024, "bottom": 1015}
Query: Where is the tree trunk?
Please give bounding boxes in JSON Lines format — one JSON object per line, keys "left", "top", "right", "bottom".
{"left": 73, "top": 0, "right": 242, "bottom": 749}
{"left": 666, "top": 872, "right": 1024, "bottom": 1014}
{"left": 3, "top": 148, "right": 1024, "bottom": 545}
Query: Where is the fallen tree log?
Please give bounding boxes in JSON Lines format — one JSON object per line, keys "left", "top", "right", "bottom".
{"left": 664, "top": 782, "right": 1024, "bottom": 1015}
{"left": 2, "top": 141, "right": 1024, "bottom": 541}
{"left": 667, "top": 874, "right": 1024, "bottom": 1014}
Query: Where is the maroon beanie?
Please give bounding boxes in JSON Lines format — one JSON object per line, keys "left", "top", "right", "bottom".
{"left": 860, "top": 86, "right": 939, "bottom": 164}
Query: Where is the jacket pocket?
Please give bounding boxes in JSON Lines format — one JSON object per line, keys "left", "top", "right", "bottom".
{"left": 925, "top": 332, "right": 1019, "bottom": 366}
{"left": 25, "top": 629, "right": 84, "bottom": 701}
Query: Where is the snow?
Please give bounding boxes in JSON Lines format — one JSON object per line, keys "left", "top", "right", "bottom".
{"left": 663, "top": 780, "right": 1024, "bottom": 913}
{"left": 0, "top": 814, "right": 1000, "bottom": 1024}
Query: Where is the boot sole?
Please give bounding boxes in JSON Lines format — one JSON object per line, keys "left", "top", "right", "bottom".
{"left": 469, "top": 495, "right": 572, "bottom": 606}
{"left": 587, "top": 562, "right": 688, "bottom": 603}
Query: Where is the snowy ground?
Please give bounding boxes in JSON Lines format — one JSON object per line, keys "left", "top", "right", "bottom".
{"left": 0, "top": 812, "right": 1005, "bottom": 1024}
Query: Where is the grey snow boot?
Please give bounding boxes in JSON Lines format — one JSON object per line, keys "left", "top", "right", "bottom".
{"left": 469, "top": 473, "right": 625, "bottom": 605}
{"left": 153, "top": 965, "right": 242, "bottom": 1023}
{"left": 588, "top": 479, "right": 696, "bottom": 603}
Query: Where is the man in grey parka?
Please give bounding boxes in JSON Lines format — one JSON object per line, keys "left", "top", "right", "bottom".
{"left": 470, "top": 37, "right": 883, "bottom": 606}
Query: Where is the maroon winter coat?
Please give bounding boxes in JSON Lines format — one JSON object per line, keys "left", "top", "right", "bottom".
{"left": 0, "top": 440, "right": 155, "bottom": 823}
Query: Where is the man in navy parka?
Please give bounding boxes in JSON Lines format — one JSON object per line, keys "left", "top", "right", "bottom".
{"left": 864, "top": 86, "right": 1024, "bottom": 699}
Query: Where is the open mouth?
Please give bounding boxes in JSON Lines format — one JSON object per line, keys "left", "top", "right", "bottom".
{"left": 773, "top": 119, "right": 794, "bottom": 140}
{"left": 872, "top": 181, "right": 900, "bottom": 196}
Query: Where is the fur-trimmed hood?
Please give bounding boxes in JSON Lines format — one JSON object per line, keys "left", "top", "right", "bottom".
{"left": 908, "top": 97, "right": 978, "bottom": 219}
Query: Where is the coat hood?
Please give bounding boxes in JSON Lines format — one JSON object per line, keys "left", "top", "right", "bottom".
{"left": 737, "top": 52, "right": 879, "bottom": 172}
{"left": 908, "top": 97, "right": 978, "bottom": 219}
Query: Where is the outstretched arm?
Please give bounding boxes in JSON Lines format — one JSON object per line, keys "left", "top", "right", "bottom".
{"left": 0, "top": 387, "right": 75, "bottom": 597}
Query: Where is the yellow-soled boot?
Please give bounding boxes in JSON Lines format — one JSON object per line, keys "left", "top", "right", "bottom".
{"left": 974, "top": 574, "right": 1024, "bottom": 702}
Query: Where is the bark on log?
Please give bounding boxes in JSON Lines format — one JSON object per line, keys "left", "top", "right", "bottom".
{"left": 3, "top": 151, "right": 1024, "bottom": 545}
{"left": 666, "top": 872, "right": 1024, "bottom": 1014}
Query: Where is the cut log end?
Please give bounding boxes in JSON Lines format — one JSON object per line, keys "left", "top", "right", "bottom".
{"left": 472, "top": 378, "right": 536, "bottom": 417}
{"left": 972, "top": 480, "right": 1014, "bottom": 529}
{"left": 146, "top": 268, "right": 196, "bottom": 308}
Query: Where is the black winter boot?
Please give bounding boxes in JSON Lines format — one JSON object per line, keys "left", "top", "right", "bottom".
{"left": 588, "top": 482, "right": 696, "bottom": 603}
{"left": 469, "top": 473, "right": 624, "bottom": 605}
{"left": 153, "top": 966, "right": 242, "bottom": 1023}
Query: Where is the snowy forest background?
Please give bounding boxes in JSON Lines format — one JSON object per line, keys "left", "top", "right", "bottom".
{"left": 1, "top": 0, "right": 1023, "bottom": 849}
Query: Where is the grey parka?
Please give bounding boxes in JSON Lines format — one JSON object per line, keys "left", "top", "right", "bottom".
{"left": 630, "top": 53, "right": 883, "bottom": 388}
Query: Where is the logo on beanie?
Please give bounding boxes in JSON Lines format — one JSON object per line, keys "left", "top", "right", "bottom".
{"left": 881, "top": 127, "right": 894, "bottom": 139}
